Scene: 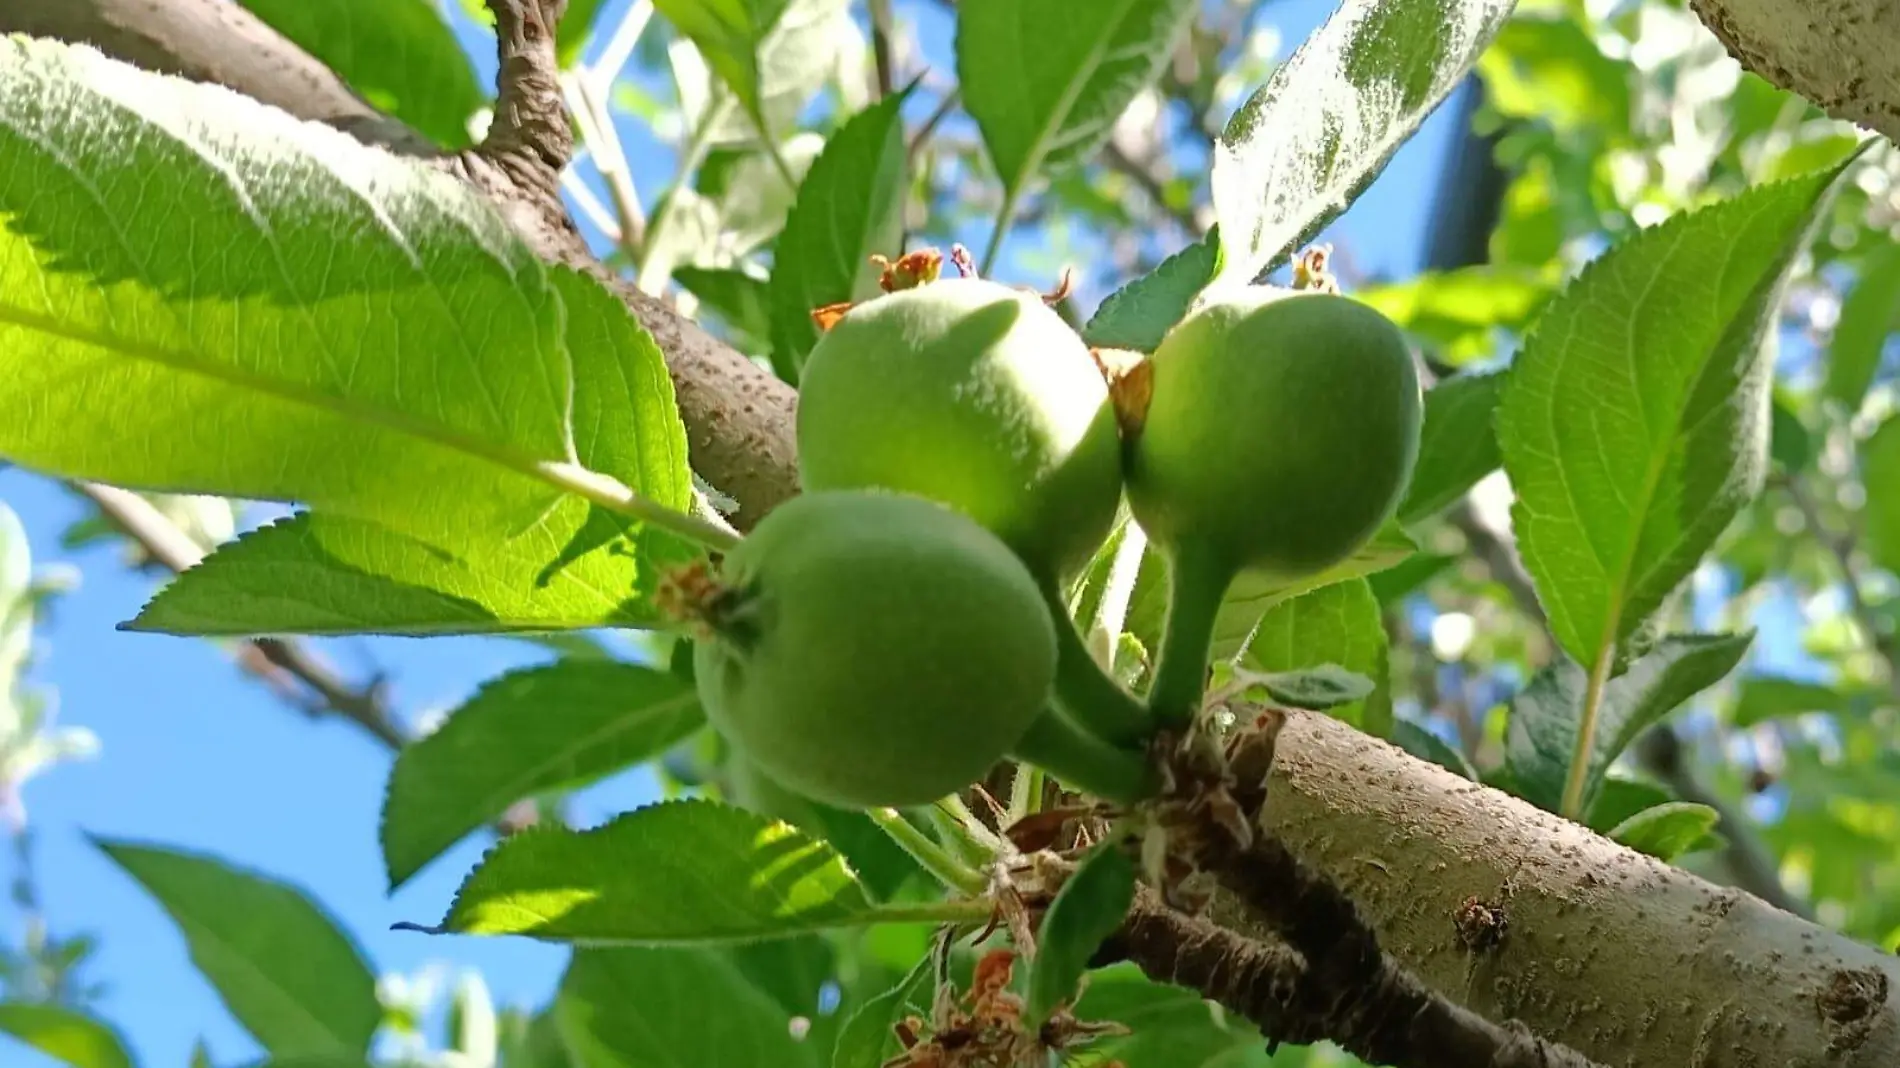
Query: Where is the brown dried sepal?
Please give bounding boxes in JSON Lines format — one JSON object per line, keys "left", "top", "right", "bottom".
{"left": 882, "top": 949, "right": 1127, "bottom": 1068}
{"left": 873, "top": 248, "right": 946, "bottom": 292}
{"left": 1126, "top": 706, "right": 1288, "bottom": 911}
{"left": 1095, "top": 348, "right": 1154, "bottom": 440}
{"left": 655, "top": 560, "right": 758, "bottom": 644}
{"left": 810, "top": 301, "right": 855, "bottom": 333}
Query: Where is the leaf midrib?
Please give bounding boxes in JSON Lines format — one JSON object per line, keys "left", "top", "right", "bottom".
{"left": 1000, "top": 0, "right": 1142, "bottom": 198}
{"left": 0, "top": 300, "right": 642, "bottom": 530}
{"left": 174, "top": 907, "right": 368, "bottom": 1056}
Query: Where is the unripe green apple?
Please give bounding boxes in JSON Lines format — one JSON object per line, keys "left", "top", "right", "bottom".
{"left": 1127, "top": 289, "right": 1422, "bottom": 580}
{"left": 797, "top": 278, "right": 1122, "bottom": 583}
{"left": 693, "top": 490, "right": 1057, "bottom": 809}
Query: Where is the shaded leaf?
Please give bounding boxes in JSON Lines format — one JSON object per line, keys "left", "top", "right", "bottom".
{"left": 767, "top": 90, "right": 912, "bottom": 379}
{"left": 1399, "top": 371, "right": 1504, "bottom": 523}
{"left": 1497, "top": 162, "right": 1854, "bottom": 674}
{"left": 240, "top": 0, "right": 486, "bottom": 147}
{"left": 411, "top": 799, "right": 910, "bottom": 944}
{"left": 1505, "top": 633, "right": 1754, "bottom": 815}
{"left": 557, "top": 947, "right": 818, "bottom": 1068}
{"left": 1232, "top": 665, "right": 1375, "bottom": 712}
{"left": 677, "top": 265, "right": 773, "bottom": 348}
{"left": 1864, "top": 415, "right": 1900, "bottom": 576}
{"left": 1825, "top": 241, "right": 1900, "bottom": 411}
{"left": 0, "top": 40, "right": 702, "bottom": 562}
{"left": 1127, "top": 521, "right": 1416, "bottom": 665}
{"left": 0, "top": 1004, "right": 135, "bottom": 1068}
{"left": 1239, "top": 579, "right": 1390, "bottom": 732}
{"left": 1367, "top": 551, "right": 1456, "bottom": 605}
{"left": 1608, "top": 802, "right": 1722, "bottom": 862}
{"left": 381, "top": 662, "right": 705, "bottom": 889}
{"left": 831, "top": 954, "right": 932, "bottom": 1068}
{"left": 1389, "top": 719, "right": 1478, "bottom": 781}
{"left": 1769, "top": 392, "right": 1815, "bottom": 475}
{"left": 1209, "top": 0, "right": 1513, "bottom": 285}
{"left": 96, "top": 840, "right": 380, "bottom": 1059}
{"left": 1731, "top": 675, "right": 1859, "bottom": 727}
{"left": 126, "top": 268, "right": 699, "bottom": 637}
{"left": 1027, "top": 846, "right": 1137, "bottom": 1028}
{"left": 1584, "top": 777, "right": 1677, "bottom": 835}
{"left": 957, "top": 0, "right": 1196, "bottom": 249}
{"left": 1082, "top": 231, "right": 1222, "bottom": 353}
{"left": 558, "top": 0, "right": 610, "bottom": 66}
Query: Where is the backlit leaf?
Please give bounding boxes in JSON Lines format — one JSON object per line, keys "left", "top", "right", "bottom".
{"left": 381, "top": 662, "right": 705, "bottom": 889}
{"left": 96, "top": 840, "right": 380, "bottom": 1059}
{"left": 1608, "top": 802, "right": 1722, "bottom": 862}
{"left": 1209, "top": 0, "right": 1513, "bottom": 285}
{"left": 0, "top": 1005, "right": 134, "bottom": 1068}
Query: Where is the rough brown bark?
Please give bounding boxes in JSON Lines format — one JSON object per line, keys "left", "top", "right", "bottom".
{"left": 1691, "top": 0, "right": 1900, "bottom": 143}
{"left": 5, "top": 2, "right": 1898, "bottom": 1065}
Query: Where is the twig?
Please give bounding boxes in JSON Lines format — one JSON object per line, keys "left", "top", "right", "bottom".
{"left": 1101, "top": 138, "right": 1200, "bottom": 235}
{"left": 1098, "top": 888, "right": 1602, "bottom": 1068}
{"left": 907, "top": 88, "right": 962, "bottom": 162}
{"left": 69, "top": 482, "right": 406, "bottom": 751}
{"left": 481, "top": 0, "right": 575, "bottom": 186}
{"left": 869, "top": 0, "right": 897, "bottom": 100}
{"left": 1783, "top": 475, "right": 1900, "bottom": 700}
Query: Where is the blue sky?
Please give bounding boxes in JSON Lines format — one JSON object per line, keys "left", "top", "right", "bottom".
{"left": 0, "top": 1, "right": 1462, "bottom": 1065}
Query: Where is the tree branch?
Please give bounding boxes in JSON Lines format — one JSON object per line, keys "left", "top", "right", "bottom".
{"left": 12, "top": 4, "right": 1900, "bottom": 1065}
{"left": 70, "top": 482, "right": 406, "bottom": 751}
{"left": 1690, "top": 0, "right": 1900, "bottom": 143}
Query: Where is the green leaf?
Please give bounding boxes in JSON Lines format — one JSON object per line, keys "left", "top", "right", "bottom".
{"left": 1398, "top": 371, "right": 1504, "bottom": 523}
{"left": 1769, "top": 391, "right": 1816, "bottom": 475}
{"left": 1497, "top": 163, "right": 1854, "bottom": 677}
{"left": 1082, "top": 230, "right": 1221, "bottom": 353}
{"left": 0, "top": 1004, "right": 135, "bottom": 1068}
{"left": 95, "top": 840, "right": 380, "bottom": 1059}
{"left": 654, "top": 0, "right": 851, "bottom": 145}
{"left": 239, "top": 0, "right": 486, "bottom": 147}
{"left": 1825, "top": 241, "right": 1900, "bottom": 411}
{"left": 1358, "top": 267, "right": 1551, "bottom": 367}
{"left": 1127, "top": 521, "right": 1416, "bottom": 665}
{"left": 1608, "top": 802, "right": 1722, "bottom": 862}
{"left": 126, "top": 266, "right": 699, "bottom": 637}
{"left": 830, "top": 955, "right": 932, "bottom": 1068}
{"left": 409, "top": 799, "right": 936, "bottom": 944}
{"left": 1584, "top": 777, "right": 1677, "bottom": 834}
{"left": 381, "top": 661, "right": 705, "bottom": 889}
{"left": 1367, "top": 552, "right": 1456, "bottom": 605}
{"left": 557, "top": 948, "right": 818, "bottom": 1068}
{"left": 1505, "top": 633, "right": 1754, "bottom": 815}
{"left": 558, "top": 0, "right": 610, "bottom": 67}
{"left": 1231, "top": 664, "right": 1375, "bottom": 712}
{"left": 1389, "top": 719, "right": 1478, "bottom": 781}
{"left": 766, "top": 90, "right": 911, "bottom": 379}
{"left": 1239, "top": 579, "right": 1390, "bottom": 732}
{"left": 677, "top": 265, "right": 773, "bottom": 348}
{"left": 1209, "top": 0, "right": 1514, "bottom": 285}
{"left": 1027, "top": 845, "right": 1137, "bottom": 1028}
{"left": 1731, "top": 675, "right": 1860, "bottom": 727}
{"left": 0, "top": 40, "right": 708, "bottom": 561}
{"left": 1071, "top": 965, "right": 1261, "bottom": 1067}
{"left": 1863, "top": 415, "right": 1900, "bottom": 576}
{"left": 957, "top": 0, "right": 1196, "bottom": 257}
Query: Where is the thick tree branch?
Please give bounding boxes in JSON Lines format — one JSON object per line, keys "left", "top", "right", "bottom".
{"left": 11, "top": 3, "right": 1899, "bottom": 1065}
{"left": 1102, "top": 889, "right": 1600, "bottom": 1068}
{"left": 1690, "top": 0, "right": 1900, "bottom": 143}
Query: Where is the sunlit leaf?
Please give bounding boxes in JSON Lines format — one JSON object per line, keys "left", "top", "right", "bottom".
{"left": 1498, "top": 161, "right": 1855, "bottom": 677}
{"left": 240, "top": 0, "right": 486, "bottom": 147}
{"left": 1209, "top": 0, "right": 1513, "bottom": 285}
{"left": 0, "top": 39, "right": 702, "bottom": 562}
{"left": 0, "top": 1005, "right": 134, "bottom": 1068}
{"left": 381, "top": 662, "right": 705, "bottom": 889}
{"left": 96, "top": 840, "right": 380, "bottom": 1059}
{"left": 957, "top": 0, "right": 1196, "bottom": 256}
{"left": 408, "top": 800, "right": 932, "bottom": 944}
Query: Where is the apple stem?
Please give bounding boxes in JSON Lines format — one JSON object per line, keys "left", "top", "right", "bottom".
{"left": 1040, "top": 580, "right": 1156, "bottom": 747}
{"left": 1147, "top": 540, "right": 1233, "bottom": 729}
{"left": 1009, "top": 706, "right": 1160, "bottom": 807}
